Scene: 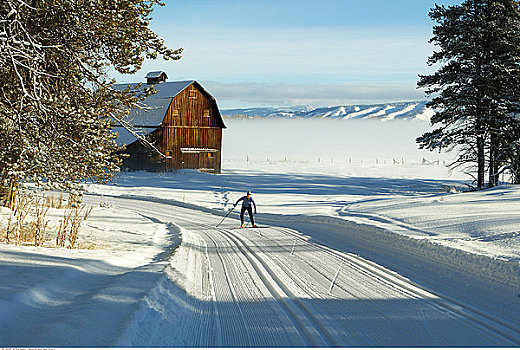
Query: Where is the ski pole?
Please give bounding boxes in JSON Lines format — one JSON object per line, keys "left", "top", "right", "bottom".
{"left": 216, "top": 205, "right": 235, "bottom": 227}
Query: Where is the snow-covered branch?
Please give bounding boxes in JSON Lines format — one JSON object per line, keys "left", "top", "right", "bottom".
{"left": 109, "top": 112, "right": 166, "bottom": 158}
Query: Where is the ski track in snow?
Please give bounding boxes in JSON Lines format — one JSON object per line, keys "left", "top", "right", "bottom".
{"left": 98, "top": 196, "right": 520, "bottom": 347}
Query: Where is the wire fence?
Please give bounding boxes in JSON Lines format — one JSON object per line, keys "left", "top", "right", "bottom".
{"left": 223, "top": 156, "right": 451, "bottom": 167}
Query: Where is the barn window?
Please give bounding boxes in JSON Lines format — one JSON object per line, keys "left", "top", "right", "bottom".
{"left": 172, "top": 109, "right": 180, "bottom": 125}
{"left": 189, "top": 90, "right": 197, "bottom": 99}
{"left": 203, "top": 109, "right": 211, "bottom": 117}
{"left": 165, "top": 150, "right": 173, "bottom": 159}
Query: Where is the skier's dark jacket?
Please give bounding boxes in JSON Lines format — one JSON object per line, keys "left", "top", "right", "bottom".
{"left": 235, "top": 196, "right": 256, "bottom": 211}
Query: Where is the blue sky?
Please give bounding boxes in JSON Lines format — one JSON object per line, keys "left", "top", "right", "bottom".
{"left": 114, "top": 0, "right": 459, "bottom": 108}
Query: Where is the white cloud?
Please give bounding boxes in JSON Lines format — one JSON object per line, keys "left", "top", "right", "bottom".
{"left": 117, "top": 26, "right": 434, "bottom": 83}
{"left": 202, "top": 81, "right": 426, "bottom": 109}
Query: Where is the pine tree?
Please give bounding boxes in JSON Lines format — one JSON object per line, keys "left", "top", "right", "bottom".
{"left": 485, "top": 0, "right": 520, "bottom": 186}
{"left": 0, "top": 0, "right": 182, "bottom": 204}
{"left": 417, "top": 0, "right": 520, "bottom": 188}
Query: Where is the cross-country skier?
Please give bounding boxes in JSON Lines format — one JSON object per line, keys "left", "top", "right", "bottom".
{"left": 234, "top": 191, "right": 258, "bottom": 228}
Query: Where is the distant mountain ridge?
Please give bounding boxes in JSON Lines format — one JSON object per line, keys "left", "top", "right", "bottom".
{"left": 222, "top": 100, "right": 434, "bottom": 121}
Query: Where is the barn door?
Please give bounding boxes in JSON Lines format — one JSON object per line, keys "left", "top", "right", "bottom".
{"left": 180, "top": 152, "right": 200, "bottom": 170}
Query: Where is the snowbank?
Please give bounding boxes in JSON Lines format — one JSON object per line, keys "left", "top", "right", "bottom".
{"left": 0, "top": 202, "right": 181, "bottom": 346}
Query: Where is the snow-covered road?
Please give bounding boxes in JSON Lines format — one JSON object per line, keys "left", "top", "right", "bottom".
{"left": 101, "top": 196, "right": 520, "bottom": 347}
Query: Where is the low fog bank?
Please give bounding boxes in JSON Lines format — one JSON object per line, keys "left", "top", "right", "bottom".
{"left": 222, "top": 118, "right": 447, "bottom": 163}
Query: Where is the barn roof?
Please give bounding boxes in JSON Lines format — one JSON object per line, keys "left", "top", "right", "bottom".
{"left": 112, "top": 80, "right": 226, "bottom": 146}
{"left": 113, "top": 80, "right": 193, "bottom": 127}
{"left": 145, "top": 71, "right": 168, "bottom": 79}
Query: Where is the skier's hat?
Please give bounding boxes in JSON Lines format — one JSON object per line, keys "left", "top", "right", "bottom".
{"left": 247, "top": 191, "right": 251, "bottom": 195}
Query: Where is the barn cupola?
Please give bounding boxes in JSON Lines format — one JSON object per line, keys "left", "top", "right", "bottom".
{"left": 145, "top": 71, "right": 168, "bottom": 85}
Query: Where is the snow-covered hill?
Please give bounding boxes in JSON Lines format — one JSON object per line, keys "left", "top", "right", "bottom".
{"left": 222, "top": 101, "right": 434, "bottom": 121}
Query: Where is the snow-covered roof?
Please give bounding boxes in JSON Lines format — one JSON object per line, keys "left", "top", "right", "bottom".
{"left": 112, "top": 81, "right": 193, "bottom": 145}
{"left": 145, "top": 71, "right": 168, "bottom": 79}
{"left": 112, "top": 126, "right": 152, "bottom": 146}
{"left": 113, "top": 80, "right": 193, "bottom": 127}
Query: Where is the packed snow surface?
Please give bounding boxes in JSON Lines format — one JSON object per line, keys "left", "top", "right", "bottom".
{"left": 1, "top": 117, "right": 520, "bottom": 347}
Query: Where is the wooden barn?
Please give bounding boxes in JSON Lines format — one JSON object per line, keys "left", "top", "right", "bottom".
{"left": 113, "top": 72, "right": 226, "bottom": 173}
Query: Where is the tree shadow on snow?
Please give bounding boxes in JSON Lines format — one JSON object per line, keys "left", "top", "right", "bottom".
{"left": 114, "top": 170, "right": 464, "bottom": 197}
{"left": 0, "top": 250, "right": 164, "bottom": 347}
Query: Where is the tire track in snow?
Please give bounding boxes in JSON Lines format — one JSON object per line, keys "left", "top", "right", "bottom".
{"left": 200, "top": 234, "right": 223, "bottom": 347}
{"left": 218, "top": 228, "right": 338, "bottom": 347}
{"left": 235, "top": 227, "right": 429, "bottom": 345}
{"left": 177, "top": 218, "right": 330, "bottom": 347}
{"left": 266, "top": 226, "right": 520, "bottom": 345}
{"left": 201, "top": 230, "right": 307, "bottom": 346}
{"left": 199, "top": 230, "right": 252, "bottom": 347}
{"left": 206, "top": 228, "right": 312, "bottom": 346}
{"left": 177, "top": 216, "right": 325, "bottom": 346}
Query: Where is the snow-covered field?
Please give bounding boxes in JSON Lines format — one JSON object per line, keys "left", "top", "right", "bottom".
{"left": 91, "top": 118, "right": 520, "bottom": 263}
{"left": 1, "top": 117, "right": 520, "bottom": 346}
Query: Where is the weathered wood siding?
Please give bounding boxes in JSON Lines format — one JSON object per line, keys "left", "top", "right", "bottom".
{"left": 121, "top": 82, "right": 224, "bottom": 173}
{"left": 163, "top": 83, "right": 221, "bottom": 128}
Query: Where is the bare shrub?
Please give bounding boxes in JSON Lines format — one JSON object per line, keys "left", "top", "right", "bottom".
{"left": 44, "top": 192, "right": 65, "bottom": 209}
{"left": 66, "top": 193, "right": 83, "bottom": 209}
{"left": 56, "top": 204, "right": 92, "bottom": 249}
{"left": 56, "top": 210, "right": 72, "bottom": 248}
{"left": 31, "top": 199, "right": 50, "bottom": 246}
{"left": 9, "top": 192, "right": 31, "bottom": 245}
{"left": 1, "top": 190, "right": 92, "bottom": 249}
{"left": 2, "top": 192, "right": 52, "bottom": 246}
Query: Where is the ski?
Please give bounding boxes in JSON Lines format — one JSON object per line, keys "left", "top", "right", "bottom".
{"left": 237, "top": 226, "right": 270, "bottom": 229}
